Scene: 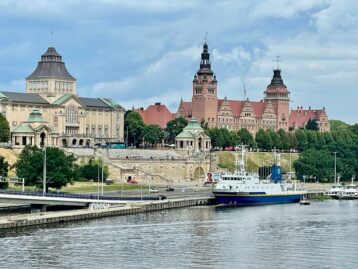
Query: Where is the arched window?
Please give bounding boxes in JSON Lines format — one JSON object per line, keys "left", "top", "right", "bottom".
{"left": 66, "top": 106, "right": 78, "bottom": 123}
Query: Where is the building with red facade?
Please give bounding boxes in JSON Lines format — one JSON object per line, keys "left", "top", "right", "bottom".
{"left": 177, "top": 42, "right": 330, "bottom": 134}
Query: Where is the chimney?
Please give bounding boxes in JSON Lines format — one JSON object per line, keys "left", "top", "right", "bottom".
{"left": 155, "top": 102, "right": 161, "bottom": 106}
{"left": 309, "top": 106, "right": 311, "bottom": 110}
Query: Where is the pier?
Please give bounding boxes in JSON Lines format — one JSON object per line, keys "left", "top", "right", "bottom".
{"left": 0, "top": 197, "right": 214, "bottom": 230}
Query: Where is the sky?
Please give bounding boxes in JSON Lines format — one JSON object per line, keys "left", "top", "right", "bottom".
{"left": 0, "top": 0, "right": 357, "bottom": 124}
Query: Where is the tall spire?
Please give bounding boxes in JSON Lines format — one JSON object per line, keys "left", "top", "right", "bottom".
{"left": 268, "top": 69, "right": 286, "bottom": 88}
{"left": 197, "top": 41, "right": 213, "bottom": 75}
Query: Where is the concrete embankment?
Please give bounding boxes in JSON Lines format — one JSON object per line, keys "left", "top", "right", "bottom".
{"left": 0, "top": 197, "right": 214, "bottom": 230}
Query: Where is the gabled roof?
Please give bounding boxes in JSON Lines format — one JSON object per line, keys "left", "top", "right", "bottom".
{"left": 53, "top": 94, "right": 73, "bottom": 105}
{"left": 289, "top": 108, "right": 325, "bottom": 128}
{"left": 218, "top": 99, "right": 245, "bottom": 117}
{"left": 251, "top": 101, "right": 267, "bottom": 118}
{"left": 179, "top": 101, "right": 192, "bottom": 117}
{"left": 0, "top": 91, "right": 49, "bottom": 104}
{"left": 12, "top": 123, "right": 34, "bottom": 133}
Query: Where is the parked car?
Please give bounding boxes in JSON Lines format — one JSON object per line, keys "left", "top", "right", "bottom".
{"left": 166, "top": 187, "right": 175, "bottom": 192}
{"left": 149, "top": 188, "right": 159, "bottom": 193}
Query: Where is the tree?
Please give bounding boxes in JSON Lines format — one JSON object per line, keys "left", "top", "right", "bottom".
{"left": 14, "top": 146, "right": 78, "bottom": 191}
{"left": 208, "top": 128, "right": 224, "bottom": 149}
{"left": 268, "top": 129, "right": 281, "bottom": 149}
{"left": 142, "top": 124, "right": 164, "bottom": 146}
{"left": 0, "top": 155, "right": 9, "bottom": 189}
{"left": 255, "top": 129, "right": 272, "bottom": 150}
{"left": 165, "top": 117, "right": 188, "bottom": 144}
{"left": 124, "top": 111, "right": 145, "bottom": 147}
{"left": 0, "top": 113, "right": 10, "bottom": 142}
{"left": 293, "top": 149, "right": 334, "bottom": 182}
{"left": 305, "top": 118, "right": 319, "bottom": 131}
{"left": 278, "top": 129, "right": 291, "bottom": 151}
{"left": 329, "top": 120, "right": 350, "bottom": 132}
{"left": 295, "top": 129, "right": 308, "bottom": 151}
{"left": 78, "top": 158, "right": 109, "bottom": 181}
{"left": 237, "top": 128, "right": 255, "bottom": 148}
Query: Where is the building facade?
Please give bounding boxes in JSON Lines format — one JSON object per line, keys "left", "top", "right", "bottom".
{"left": 177, "top": 42, "right": 330, "bottom": 134}
{"left": 0, "top": 47, "right": 125, "bottom": 148}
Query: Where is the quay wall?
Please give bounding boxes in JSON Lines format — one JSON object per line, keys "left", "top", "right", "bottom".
{"left": 0, "top": 197, "right": 214, "bottom": 230}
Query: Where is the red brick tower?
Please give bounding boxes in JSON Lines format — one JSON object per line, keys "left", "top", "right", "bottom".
{"left": 263, "top": 69, "right": 290, "bottom": 131}
{"left": 191, "top": 42, "right": 218, "bottom": 128}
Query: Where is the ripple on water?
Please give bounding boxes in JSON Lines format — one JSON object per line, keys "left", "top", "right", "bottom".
{"left": 0, "top": 202, "right": 358, "bottom": 269}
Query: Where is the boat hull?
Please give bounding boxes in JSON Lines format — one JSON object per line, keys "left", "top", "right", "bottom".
{"left": 213, "top": 192, "right": 304, "bottom": 206}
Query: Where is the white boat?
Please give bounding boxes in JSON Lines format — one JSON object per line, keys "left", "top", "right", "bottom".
{"left": 299, "top": 195, "right": 310, "bottom": 205}
{"left": 326, "top": 177, "right": 358, "bottom": 200}
{"left": 213, "top": 147, "right": 306, "bottom": 206}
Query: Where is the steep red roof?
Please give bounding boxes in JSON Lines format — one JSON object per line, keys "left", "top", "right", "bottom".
{"left": 135, "top": 103, "right": 175, "bottom": 128}
{"left": 289, "top": 108, "right": 324, "bottom": 128}
{"left": 223, "top": 100, "right": 245, "bottom": 116}
{"left": 250, "top": 101, "right": 266, "bottom": 118}
{"left": 181, "top": 101, "right": 192, "bottom": 117}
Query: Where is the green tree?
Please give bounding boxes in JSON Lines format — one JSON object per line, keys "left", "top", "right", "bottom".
{"left": 305, "top": 118, "right": 319, "bottom": 131}
{"left": 142, "top": 124, "right": 164, "bottom": 146}
{"left": 208, "top": 128, "right": 224, "bottom": 149}
{"left": 237, "top": 128, "right": 255, "bottom": 148}
{"left": 278, "top": 129, "right": 291, "bottom": 150}
{"left": 78, "top": 158, "right": 109, "bottom": 181}
{"left": 329, "top": 120, "right": 350, "bottom": 132}
{"left": 255, "top": 129, "right": 272, "bottom": 150}
{"left": 14, "top": 146, "right": 78, "bottom": 191}
{"left": 165, "top": 117, "right": 188, "bottom": 144}
{"left": 349, "top": 124, "right": 358, "bottom": 136}
{"left": 0, "top": 113, "right": 10, "bottom": 142}
{"left": 0, "top": 155, "right": 9, "bottom": 189}
{"left": 295, "top": 129, "right": 308, "bottom": 151}
{"left": 293, "top": 149, "right": 334, "bottom": 182}
{"left": 124, "top": 111, "right": 145, "bottom": 147}
{"left": 288, "top": 132, "right": 299, "bottom": 149}
{"left": 306, "top": 130, "right": 318, "bottom": 149}
{"left": 268, "top": 129, "right": 281, "bottom": 149}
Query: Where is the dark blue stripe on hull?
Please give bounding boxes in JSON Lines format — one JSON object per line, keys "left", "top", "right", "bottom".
{"left": 214, "top": 194, "right": 303, "bottom": 206}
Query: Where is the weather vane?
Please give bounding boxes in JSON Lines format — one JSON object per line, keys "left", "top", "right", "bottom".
{"left": 274, "top": 55, "right": 281, "bottom": 69}
{"left": 205, "top": 32, "right": 208, "bottom": 43}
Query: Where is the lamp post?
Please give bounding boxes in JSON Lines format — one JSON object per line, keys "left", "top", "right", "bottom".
{"left": 333, "top": 151, "right": 337, "bottom": 184}
{"left": 43, "top": 146, "right": 46, "bottom": 195}
{"left": 289, "top": 148, "right": 292, "bottom": 181}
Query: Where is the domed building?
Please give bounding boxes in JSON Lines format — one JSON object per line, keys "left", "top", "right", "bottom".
{"left": 175, "top": 117, "right": 211, "bottom": 156}
{"left": 0, "top": 46, "right": 125, "bottom": 148}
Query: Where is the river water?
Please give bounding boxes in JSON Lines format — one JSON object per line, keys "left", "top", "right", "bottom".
{"left": 0, "top": 200, "right": 357, "bottom": 269}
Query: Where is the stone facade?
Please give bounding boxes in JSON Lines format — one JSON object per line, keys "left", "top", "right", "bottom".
{"left": 0, "top": 47, "right": 125, "bottom": 148}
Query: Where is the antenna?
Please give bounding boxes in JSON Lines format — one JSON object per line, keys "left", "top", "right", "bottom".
{"left": 243, "top": 82, "right": 246, "bottom": 100}
{"left": 205, "top": 32, "right": 208, "bottom": 43}
{"left": 273, "top": 55, "right": 281, "bottom": 69}
{"left": 50, "top": 30, "right": 54, "bottom": 47}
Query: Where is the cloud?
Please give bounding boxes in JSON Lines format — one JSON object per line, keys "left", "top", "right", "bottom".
{"left": 251, "top": 0, "right": 329, "bottom": 19}
{"left": 0, "top": 0, "right": 357, "bottom": 124}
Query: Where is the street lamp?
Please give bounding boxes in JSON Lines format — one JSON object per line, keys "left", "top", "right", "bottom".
{"left": 333, "top": 151, "right": 337, "bottom": 184}
{"left": 43, "top": 146, "right": 46, "bottom": 195}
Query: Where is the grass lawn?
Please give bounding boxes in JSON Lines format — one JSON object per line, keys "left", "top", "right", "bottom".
{"left": 61, "top": 181, "right": 150, "bottom": 193}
